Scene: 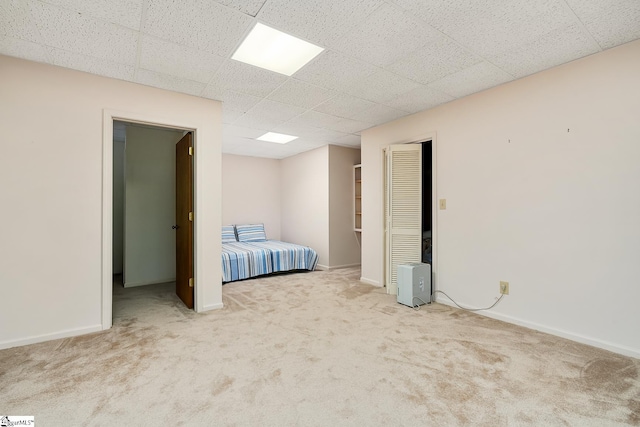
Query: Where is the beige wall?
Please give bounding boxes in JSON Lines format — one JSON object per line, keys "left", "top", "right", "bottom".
{"left": 0, "top": 55, "right": 222, "bottom": 349}
{"left": 280, "top": 145, "right": 362, "bottom": 269}
{"left": 124, "top": 126, "right": 183, "bottom": 287}
{"left": 329, "top": 145, "right": 361, "bottom": 267}
{"left": 281, "top": 146, "right": 330, "bottom": 266}
{"left": 222, "top": 154, "right": 281, "bottom": 240}
{"left": 361, "top": 40, "right": 640, "bottom": 358}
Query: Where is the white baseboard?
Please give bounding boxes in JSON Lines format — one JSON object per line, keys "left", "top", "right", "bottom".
{"left": 124, "top": 278, "right": 175, "bottom": 288}
{"left": 201, "top": 303, "right": 224, "bottom": 312}
{"left": 360, "top": 277, "right": 382, "bottom": 287}
{"left": 333, "top": 263, "right": 361, "bottom": 269}
{"left": 317, "top": 263, "right": 361, "bottom": 271}
{"left": 435, "top": 296, "right": 640, "bottom": 359}
{"left": 0, "top": 324, "right": 103, "bottom": 350}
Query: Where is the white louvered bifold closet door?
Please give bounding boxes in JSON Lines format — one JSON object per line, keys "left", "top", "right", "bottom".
{"left": 385, "top": 144, "right": 422, "bottom": 295}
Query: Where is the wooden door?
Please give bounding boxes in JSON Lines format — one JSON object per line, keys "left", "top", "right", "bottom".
{"left": 385, "top": 144, "right": 422, "bottom": 295}
{"left": 175, "top": 133, "right": 194, "bottom": 308}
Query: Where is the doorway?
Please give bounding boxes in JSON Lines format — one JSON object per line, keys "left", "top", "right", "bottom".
{"left": 112, "top": 122, "right": 194, "bottom": 308}
{"left": 103, "top": 110, "right": 199, "bottom": 330}
{"left": 384, "top": 138, "right": 436, "bottom": 295}
{"left": 421, "top": 141, "right": 433, "bottom": 265}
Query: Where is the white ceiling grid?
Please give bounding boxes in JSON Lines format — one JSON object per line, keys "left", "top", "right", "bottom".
{"left": 1, "top": 0, "right": 639, "bottom": 159}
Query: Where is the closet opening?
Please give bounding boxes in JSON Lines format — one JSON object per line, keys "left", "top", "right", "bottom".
{"left": 112, "top": 120, "right": 195, "bottom": 321}
{"left": 384, "top": 137, "right": 435, "bottom": 296}
{"left": 422, "top": 141, "right": 432, "bottom": 266}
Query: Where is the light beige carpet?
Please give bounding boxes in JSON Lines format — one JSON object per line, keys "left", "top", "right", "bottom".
{"left": 1, "top": 267, "right": 638, "bottom": 426}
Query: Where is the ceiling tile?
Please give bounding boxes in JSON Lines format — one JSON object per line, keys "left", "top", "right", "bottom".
{"left": 288, "top": 111, "right": 372, "bottom": 134}
{"left": 39, "top": 0, "right": 143, "bottom": 29}
{"left": 143, "top": 0, "right": 252, "bottom": 57}
{"left": 313, "top": 93, "right": 376, "bottom": 120}
{"left": 200, "top": 85, "right": 223, "bottom": 102}
{"left": 222, "top": 124, "right": 265, "bottom": 139}
{"left": 489, "top": 23, "right": 600, "bottom": 79}
{"left": 29, "top": 1, "right": 138, "bottom": 65}
{"left": 287, "top": 110, "right": 371, "bottom": 134}
{"left": 294, "top": 50, "right": 378, "bottom": 92}
{"left": 48, "top": 47, "right": 135, "bottom": 80}
{"left": 256, "top": 0, "right": 385, "bottom": 47}
{"left": 222, "top": 134, "right": 328, "bottom": 159}
{"left": 330, "top": 118, "right": 372, "bottom": 134}
{"left": 222, "top": 107, "right": 245, "bottom": 124}
{"left": 383, "top": 85, "right": 454, "bottom": 113}
{"left": 427, "top": 61, "right": 514, "bottom": 98}
{"left": 393, "top": 0, "right": 576, "bottom": 59}
{"left": 0, "top": 36, "right": 50, "bottom": 62}
{"left": 269, "top": 144, "right": 307, "bottom": 158}
{"left": 139, "top": 36, "right": 225, "bottom": 83}
{"left": 306, "top": 127, "right": 350, "bottom": 143}
{"left": 135, "top": 69, "right": 206, "bottom": 96}
{"left": 332, "top": 2, "right": 440, "bottom": 68}
{"left": 566, "top": 0, "right": 640, "bottom": 49}
{"left": 223, "top": 135, "right": 300, "bottom": 159}
{"left": 351, "top": 103, "right": 408, "bottom": 124}
{"left": 271, "top": 121, "right": 323, "bottom": 139}
{"left": 233, "top": 99, "right": 307, "bottom": 130}
{"left": 267, "top": 78, "right": 336, "bottom": 109}
{"left": 288, "top": 139, "right": 329, "bottom": 152}
{"left": 207, "top": 59, "right": 288, "bottom": 98}
{"left": 205, "top": 90, "right": 262, "bottom": 113}
{"left": 1, "top": 0, "right": 41, "bottom": 43}
{"left": 333, "top": 134, "right": 362, "bottom": 147}
{"left": 290, "top": 110, "right": 346, "bottom": 129}
{"left": 293, "top": 135, "right": 327, "bottom": 145}
{"left": 274, "top": 117, "right": 350, "bottom": 142}
{"left": 386, "top": 33, "right": 482, "bottom": 84}
{"left": 344, "top": 68, "right": 421, "bottom": 104}
{"left": 212, "top": 0, "right": 267, "bottom": 17}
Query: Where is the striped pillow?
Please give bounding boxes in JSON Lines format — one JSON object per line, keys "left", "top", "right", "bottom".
{"left": 236, "top": 223, "right": 267, "bottom": 242}
{"left": 222, "top": 225, "right": 237, "bottom": 243}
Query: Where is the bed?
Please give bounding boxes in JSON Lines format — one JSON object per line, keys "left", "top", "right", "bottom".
{"left": 221, "top": 224, "right": 318, "bottom": 283}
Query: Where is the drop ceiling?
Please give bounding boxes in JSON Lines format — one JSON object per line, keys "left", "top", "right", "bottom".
{"left": 2, "top": 0, "right": 639, "bottom": 159}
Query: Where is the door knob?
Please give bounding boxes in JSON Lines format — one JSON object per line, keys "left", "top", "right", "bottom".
{"left": 172, "top": 225, "right": 179, "bottom": 229}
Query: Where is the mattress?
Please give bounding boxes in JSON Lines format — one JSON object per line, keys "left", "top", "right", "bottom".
{"left": 221, "top": 241, "right": 272, "bottom": 282}
{"left": 242, "top": 240, "right": 318, "bottom": 273}
{"left": 221, "top": 240, "right": 318, "bottom": 283}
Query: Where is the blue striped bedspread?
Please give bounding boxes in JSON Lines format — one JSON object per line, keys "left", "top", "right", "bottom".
{"left": 241, "top": 240, "right": 319, "bottom": 273}
{"left": 221, "top": 242, "right": 273, "bottom": 283}
{"left": 221, "top": 240, "right": 318, "bottom": 282}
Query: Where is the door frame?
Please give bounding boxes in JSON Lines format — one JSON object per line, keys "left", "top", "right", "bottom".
{"left": 102, "top": 109, "right": 200, "bottom": 330}
{"left": 382, "top": 131, "right": 438, "bottom": 293}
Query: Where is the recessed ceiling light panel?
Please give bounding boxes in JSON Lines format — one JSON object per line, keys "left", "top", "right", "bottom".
{"left": 256, "top": 132, "right": 298, "bottom": 144}
{"left": 232, "top": 23, "right": 324, "bottom": 76}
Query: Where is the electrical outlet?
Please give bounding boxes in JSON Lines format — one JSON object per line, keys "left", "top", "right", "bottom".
{"left": 439, "top": 199, "right": 446, "bottom": 210}
{"left": 500, "top": 281, "right": 509, "bottom": 295}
